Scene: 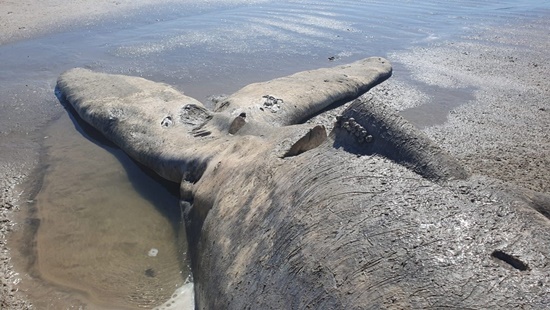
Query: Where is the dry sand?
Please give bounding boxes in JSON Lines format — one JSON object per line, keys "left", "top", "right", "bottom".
{"left": 1, "top": 1, "right": 549, "bottom": 309}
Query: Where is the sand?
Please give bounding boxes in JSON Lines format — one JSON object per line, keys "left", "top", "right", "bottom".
{"left": 1, "top": 1, "right": 548, "bottom": 308}
{"left": 0, "top": 0, "right": 181, "bottom": 45}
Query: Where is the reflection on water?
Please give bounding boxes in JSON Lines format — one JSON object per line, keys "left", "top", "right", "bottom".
{"left": 28, "top": 113, "right": 192, "bottom": 309}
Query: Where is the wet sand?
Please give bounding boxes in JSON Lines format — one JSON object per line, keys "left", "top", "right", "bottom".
{"left": 0, "top": 0, "right": 185, "bottom": 45}
{"left": 1, "top": 1, "right": 549, "bottom": 309}
{"left": 398, "top": 20, "right": 550, "bottom": 194}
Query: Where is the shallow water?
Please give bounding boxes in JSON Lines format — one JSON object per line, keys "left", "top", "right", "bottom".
{"left": 43, "top": 114, "right": 188, "bottom": 307}
{"left": 13, "top": 112, "right": 192, "bottom": 309}
{"left": 2, "top": 0, "right": 549, "bottom": 308}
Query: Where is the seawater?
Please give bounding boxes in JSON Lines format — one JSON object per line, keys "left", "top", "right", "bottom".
{"left": 1, "top": 0, "right": 549, "bottom": 308}
{"left": 26, "top": 113, "right": 192, "bottom": 309}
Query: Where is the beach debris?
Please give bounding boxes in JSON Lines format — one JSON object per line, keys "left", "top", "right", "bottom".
{"left": 148, "top": 248, "right": 159, "bottom": 257}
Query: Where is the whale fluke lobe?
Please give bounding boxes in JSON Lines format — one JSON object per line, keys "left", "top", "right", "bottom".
{"left": 56, "top": 59, "right": 394, "bottom": 183}
{"left": 56, "top": 68, "right": 215, "bottom": 183}
{"left": 214, "top": 57, "right": 392, "bottom": 126}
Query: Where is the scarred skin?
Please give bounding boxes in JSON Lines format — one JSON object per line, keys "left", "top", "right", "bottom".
{"left": 57, "top": 58, "right": 550, "bottom": 309}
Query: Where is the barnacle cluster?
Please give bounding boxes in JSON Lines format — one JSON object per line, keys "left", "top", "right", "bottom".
{"left": 161, "top": 116, "right": 173, "bottom": 127}
{"left": 260, "top": 95, "right": 283, "bottom": 113}
{"left": 336, "top": 115, "right": 373, "bottom": 143}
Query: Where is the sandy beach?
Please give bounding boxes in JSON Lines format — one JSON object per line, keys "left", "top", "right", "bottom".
{"left": 1, "top": 1, "right": 549, "bottom": 308}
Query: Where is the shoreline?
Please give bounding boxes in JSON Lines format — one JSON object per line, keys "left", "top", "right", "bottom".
{"left": 1, "top": 2, "right": 549, "bottom": 308}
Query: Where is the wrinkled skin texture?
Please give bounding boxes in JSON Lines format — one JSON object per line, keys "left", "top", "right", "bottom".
{"left": 57, "top": 58, "right": 550, "bottom": 309}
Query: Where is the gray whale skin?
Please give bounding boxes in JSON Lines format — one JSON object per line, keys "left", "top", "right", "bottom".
{"left": 57, "top": 57, "right": 550, "bottom": 309}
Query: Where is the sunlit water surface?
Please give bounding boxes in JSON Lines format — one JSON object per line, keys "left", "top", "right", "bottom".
{"left": 1, "top": 0, "right": 549, "bottom": 308}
